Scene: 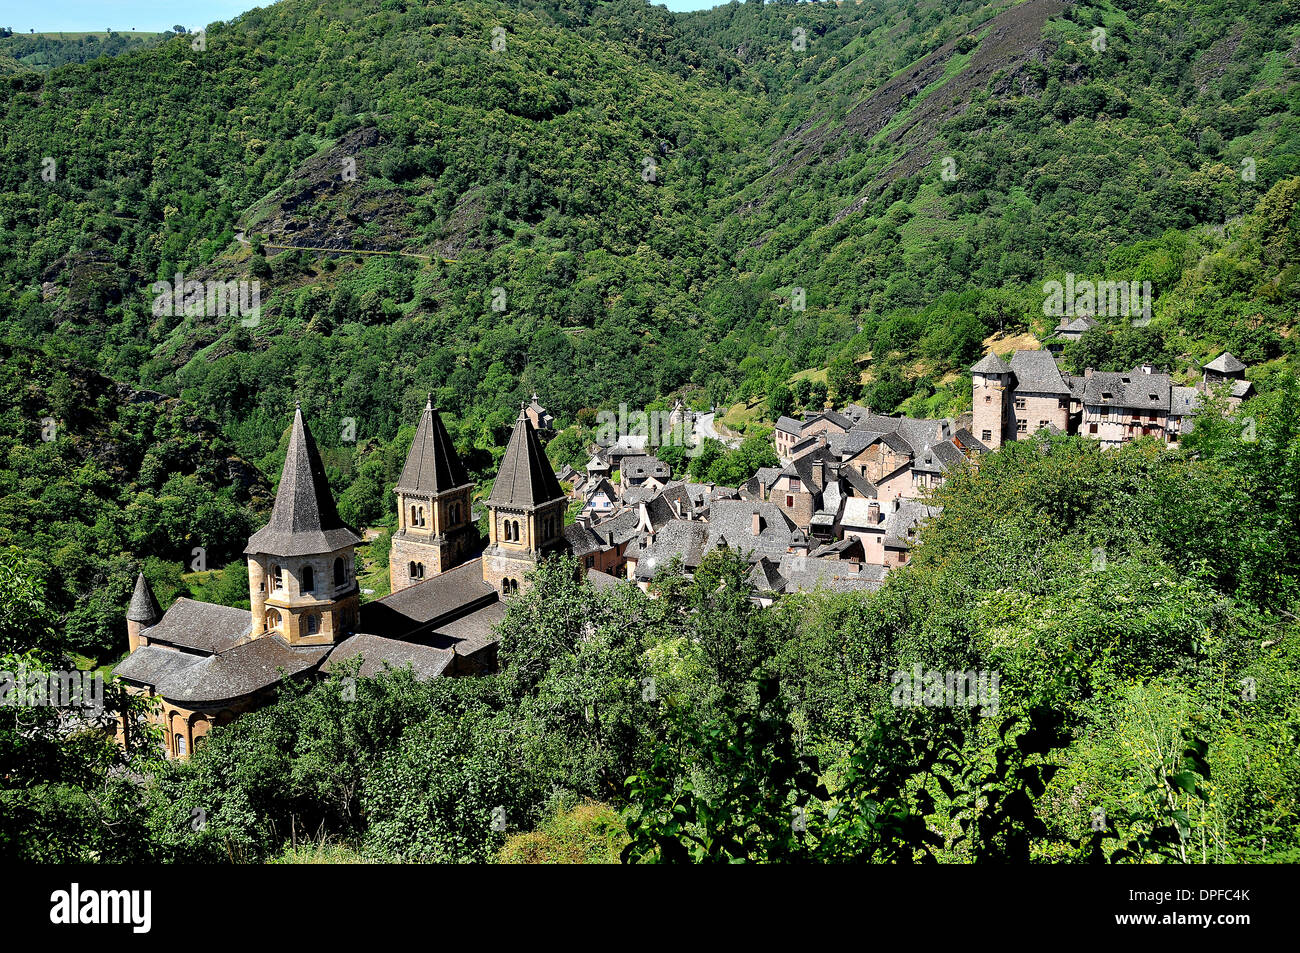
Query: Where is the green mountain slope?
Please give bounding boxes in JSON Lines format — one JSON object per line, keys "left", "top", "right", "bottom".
{"left": 0, "top": 0, "right": 1297, "bottom": 649}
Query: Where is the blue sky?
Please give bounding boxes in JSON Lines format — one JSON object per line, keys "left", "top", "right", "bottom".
{"left": 0, "top": 0, "right": 719, "bottom": 34}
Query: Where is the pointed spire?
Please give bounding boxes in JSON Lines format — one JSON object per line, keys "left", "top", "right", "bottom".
{"left": 396, "top": 401, "right": 471, "bottom": 495}
{"left": 126, "top": 572, "right": 161, "bottom": 624}
{"left": 488, "top": 404, "right": 564, "bottom": 508}
{"left": 245, "top": 406, "right": 362, "bottom": 557}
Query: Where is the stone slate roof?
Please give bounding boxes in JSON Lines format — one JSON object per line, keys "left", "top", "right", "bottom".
{"left": 777, "top": 555, "right": 885, "bottom": 594}
{"left": 913, "top": 438, "right": 967, "bottom": 475}
{"left": 1170, "top": 386, "right": 1201, "bottom": 417}
{"left": 971, "top": 352, "right": 1011, "bottom": 375}
{"left": 840, "top": 466, "right": 877, "bottom": 498}
{"left": 117, "top": 636, "right": 329, "bottom": 707}
{"left": 841, "top": 496, "right": 881, "bottom": 528}
{"left": 324, "top": 633, "right": 453, "bottom": 680}
{"left": 704, "top": 500, "right": 797, "bottom": 559}
{"left": 126, "top": 572, "right": 161, "bottom": 624}
{"left": 113, "top": 645, "right": 202, "bottom": 688}
{"left": 951, "top": 428, "right": 990, "bottom": 454}
{"left": 1231, "top": 380, "right": 1253, "bottom": 399}
{"left": 775, "top": 415, "right": 803, "bottom": 435}
{"left": 1057, "top": 316, "right": 1098, "bottom": 334}
{"left": 806, "top": 410, "right": 854, "bottom": 431}
{"left": 811, "top": 536, "right": 864, "bottom": 560}
{"left": 748, "top": 557, "right": 785, "bottom": 594}
{"left": 1008, "top": 350, "right": 1070, "bottom": 395}
{"left": 621, "top": 455, "right": 671, "bottom": 481}
{"left": 138, "top": 597, "right": 252, "bottom": 655}
{"left": 488, "top": 406, "right": 565, "bottom": 509}
{"left": 396, "top": 399, "right": 471, "bottom": 495}
{"left": 360, "top": 558, "right": 496, "bottom": 639}
{"left": 1203, "top": 352, "right": 1246, "bottom": 374}
{"left": 328, "top": 599, "right": 506, "bottom": 681}
{"left": 586, "top": 569, "right": 625, "bottom": 591}
{"left": 246, "top": 407, "right": 363, "bottom": 557}
{"left": 633, "top": 520, "right": 710, "bottom": 580}
{"left": 1082, "top": 369, "right": 1172, "bottom": 412}
{"left": 884, "top": 501, "right": 941, "bottom": 550}
{"left": 564, "top": 521, "right": 606, "bottom": 557}
{"left": 429, "top": 600, "right": 506, "bottom": 653}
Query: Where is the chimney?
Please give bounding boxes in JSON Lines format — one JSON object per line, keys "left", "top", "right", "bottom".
{"left": 576, "top": 511, "right": 591, "bottom": 529}
{"left": 1141, "top": 363, "right": 1154, "bottom": 375}
{"left": 868, "top": 501, "right": 880, "bottom": 525}
{"left": 752, "top": 508, "right": 763, "bottom": 537}
{"left": 1084, "top": 367, "right": 1094, "bottom": 379}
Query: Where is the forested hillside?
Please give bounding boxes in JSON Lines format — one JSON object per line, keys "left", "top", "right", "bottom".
{"left": 2, "top": 0, "right": 1299, "bottom": 864}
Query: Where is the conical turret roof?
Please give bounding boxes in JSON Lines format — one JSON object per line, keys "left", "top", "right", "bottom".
{"left": 487, "top": 404, "right": 564, "bottom": 509}
{"left": 245, "top": 405, "right": 362, "bottom": 557}
{"left": 126, "top": 571, "right": 161, "bottom": 624}
{"left": 397, "top": 397, "right": 471, "bottom": 495}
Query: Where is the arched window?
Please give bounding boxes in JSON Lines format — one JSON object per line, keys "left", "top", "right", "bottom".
{"left": 409, "top": 562, "right": 424, "bottom": 581}
{"left": 510, "top": 579, "right": 520, "bottom": 595}
{"left": 175, "top": 734, "right": 187, "bottom": 757}
{"left": 501, "top": 579, "right": 510, "bottom": 595}
{"left": 411, "top": 504, "right": 419, "bottom": 526}
{"left": 266, "top": 608, "right": 282, "bottom": 632}
{"left": 418, "top": 506, "right": 426, "bottom": 527}
{"left": 302, "top": 565, "right": 315, "bottom": 593}
{"left": 306, "top": 614, "right": 319, "bottom": 635}
{"left": 271, "top": 564, "right": 283, "bottom": 590}
{"left": 334, "top": 557, "right": 345, "bottom": 586}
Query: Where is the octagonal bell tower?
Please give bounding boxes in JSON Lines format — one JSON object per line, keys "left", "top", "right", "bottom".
{"left": 245, "top": 403, "right": 363, "bottom": 646}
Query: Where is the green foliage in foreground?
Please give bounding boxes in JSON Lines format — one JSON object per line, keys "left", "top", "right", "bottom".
{"left": 5, "top": 378, "right": 1297, "bottom": 862}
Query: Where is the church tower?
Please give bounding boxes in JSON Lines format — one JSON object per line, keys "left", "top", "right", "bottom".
{"left": 245, "top": 404, "right": 363, "bottom": 647}
{"left": 125, "top": 571, "right": 161, "bottom": 653}
{"left": 482, "top": 403, "right": 568, "bottom": 597}
{"left": 389, "top": 398, "right": 477, "bottom": 592}
{"left": 971, "top": 352, "right": 1013, "bottom": 450}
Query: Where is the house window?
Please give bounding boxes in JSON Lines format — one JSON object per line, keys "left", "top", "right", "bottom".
{"left": 586, "top": 556, "right": 595, "bottom": 569}
{"left": 1014, "top": 397, "right": 1026, "bottom": 410}
{"left": 302, "top": 565, "right": 314, "bottom": 593}
{"left": 984, "top": 395, "right": 992, "bottom": 403}
{"left": 898, "top": 552, "right": 908, "bottom": 564}
{"left": 272, "top": 565, "right": 284, "bottom": 590}
{"left": 510, "top": 579, "right": 519, "bottom": 595}
{"left": 502, "top": 579, "right": 510, "bottom": 595}
{"left": 981, "top": 429, "right": 992, "bottom": 442}
{"left": 786, "top": 494, "right": 795, "bottom": 508}
{"left": 1016, "top": 420, "right": 1027, "bottom": 434}
{"left": 409, "top": 562, "right": 424, "bottom": 581}
{"left": 789, "top": 479, "right": 801, "bottom": 493}
{"left": 334, "top": 557, "right": 346, "bottom": 586}
{"left": 175, "top": 734, "right": 187, "bottom": 758}
{"left": 306, "top": 614, "right": 319, "bottom": 635}
{"left": 1038, "top": 420, "right": 1048, "bottom": 430}
{"left": 1089, "top": 423, "right": 1098, "bottom": 434}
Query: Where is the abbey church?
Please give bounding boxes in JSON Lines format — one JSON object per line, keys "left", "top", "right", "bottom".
{"left": 115, "top": 398, "right": 568, "bottom": 759}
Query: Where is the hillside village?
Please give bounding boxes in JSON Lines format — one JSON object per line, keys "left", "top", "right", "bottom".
{"left": 114, "top": 342, "right": 1254, "bottom": 759}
